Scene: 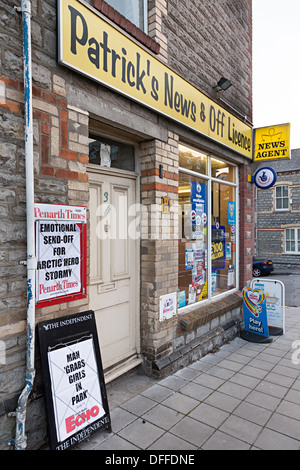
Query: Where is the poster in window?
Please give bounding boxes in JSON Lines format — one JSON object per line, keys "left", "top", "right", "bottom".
{"left": 211, "top": 225, "right": 225, "bottom": 271}
{"left": 228, "top": 201, "right": 235, "bottom": 225}
{"left": 190, "top": 182, "right": 207, "bottom": 227}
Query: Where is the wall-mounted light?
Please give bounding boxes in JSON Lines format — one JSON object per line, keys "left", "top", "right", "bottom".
{"left": 214, "top": 77, "right": 232, "bottom": 91}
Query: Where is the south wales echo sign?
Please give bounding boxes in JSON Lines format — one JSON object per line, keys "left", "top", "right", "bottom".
{"left": 58, "top": 0, "right": 252, "bottom": 159}
{"left": 38, "top": 311, "right": 111, "bottom": 450}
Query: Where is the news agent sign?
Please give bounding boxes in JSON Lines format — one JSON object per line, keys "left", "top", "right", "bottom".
{"left": 38, "top": 311, "right": 111, "bottom": 450}
{"left": 252, "top": 167, "right": 277, "bottom": 190}
{"left": 242, "top": 287, "right": 269, "bottom": 338}
{"left": 34, "top": 203, "right": 87, "bottom": 308}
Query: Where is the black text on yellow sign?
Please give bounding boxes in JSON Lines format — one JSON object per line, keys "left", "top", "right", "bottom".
{"left": 253, "top": 124, "right": 291, "bottom": 161}
{"left": 58, "top": 0, "right": 252, "bottom": 159}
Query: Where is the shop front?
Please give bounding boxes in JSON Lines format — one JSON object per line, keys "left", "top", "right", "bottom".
{"left": 1, "top": 0, "right": 254, "bottom": 449}
{"left": 56, "top": 0, "right": 253, "bottom": 379}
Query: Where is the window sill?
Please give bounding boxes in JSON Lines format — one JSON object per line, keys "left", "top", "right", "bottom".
{"left": 179, "top": 293, "right": 242, "bottom": 332}
{"left": 91, "top": 0, "right": 161, "bottom": 54}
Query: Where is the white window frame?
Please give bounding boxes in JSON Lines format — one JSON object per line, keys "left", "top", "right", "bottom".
{"left": 275, "top": 185, "right": 289, "bottom": 211}
{"left": 178, "top": 151, "right": 239, "bottom": 315}
{"left": 285, "top": 227, "right": 300, "bottom": 254}
{"left": 106, "top": 0, "right": 148, "bottom": 33}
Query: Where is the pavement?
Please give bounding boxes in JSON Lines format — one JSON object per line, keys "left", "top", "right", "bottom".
{"left": 75, "top": 305, "right": 300, "bottom": 451}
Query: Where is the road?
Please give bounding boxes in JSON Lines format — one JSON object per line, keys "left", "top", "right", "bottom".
{"left": 264, "top": 272, "right": 300, "bottom": 307}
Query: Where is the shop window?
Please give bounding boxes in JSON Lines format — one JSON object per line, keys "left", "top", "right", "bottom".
{"left": 88, "top": 134, "right": 135, "bottom": 172}
{"left": 178, "top": 173, "right": 208, "bottom": 305}
{"left": 211, "top": 157, "right": 236, "bottom": 183}
{"left": 107, "top": 0, "right": 148, "bottom": 32}
{"left": 178, "top": 144, "right": 238, "bottom": 310}
{"left": 285, "top": 228, "right": 300, "bottom": 254}
{"left": 179, "top": 144, "right": 207, "bottom": 175}
{"left": 211, "top": 182, "right": 236, "bottom": 297}
{"left": 275, "top": 185, "right": 289, "bottom": 211}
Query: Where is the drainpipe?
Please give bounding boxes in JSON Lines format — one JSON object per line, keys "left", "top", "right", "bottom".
{"left": 9, "top": 0, "right": 36, "bottom": 450}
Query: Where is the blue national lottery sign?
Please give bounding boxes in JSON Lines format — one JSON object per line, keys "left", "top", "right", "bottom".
{"left": 242, "top": 287, "right": 269, "bottom": 337}
{"left": 253, "top": 167, "right": 277, "bottom": 190}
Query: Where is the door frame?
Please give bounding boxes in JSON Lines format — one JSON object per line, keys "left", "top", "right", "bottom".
{"left": 87, "top": 140, "right": 141, "bottom": 383}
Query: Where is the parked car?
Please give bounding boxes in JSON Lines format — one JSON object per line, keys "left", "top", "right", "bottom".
{"left": 253, "top": 258, "right": 274, "bottom": 277}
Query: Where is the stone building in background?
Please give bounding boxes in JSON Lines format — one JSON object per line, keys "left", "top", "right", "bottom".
{"left": 253, "top": 149, "right": 300, "bottom": 270}
{"left": 0, "top": 0, "right": 253, "bottom": 449}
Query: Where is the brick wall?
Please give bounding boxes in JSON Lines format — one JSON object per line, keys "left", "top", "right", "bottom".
{"left": 239, "top": 162, "right": 254, "bottom": 288}
{"left": 140, "top": 132, "right": 179, "bottom": 372}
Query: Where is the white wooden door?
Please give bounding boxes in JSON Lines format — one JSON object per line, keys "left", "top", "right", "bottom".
{"left": 88, "top": 168, "right": 140, "bottom": 381}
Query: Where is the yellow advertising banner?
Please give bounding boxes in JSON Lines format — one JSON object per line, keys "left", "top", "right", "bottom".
{"left": 58, "top": 0, "right": 252, "bottom": 158}
{"left": 253, "top": 123, "right": 291, "bottom": 161}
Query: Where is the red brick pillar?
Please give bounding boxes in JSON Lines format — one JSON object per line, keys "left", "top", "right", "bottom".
{"left": 239, "top": 162, "right": 254, "bottom": 290}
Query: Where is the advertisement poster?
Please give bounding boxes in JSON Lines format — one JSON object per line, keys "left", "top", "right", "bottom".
{"left": 192, "top": 248, "right": 206, "bottom": 285}
{"left": 185, "top": 249, "right": 194, "bottom": 270}
{"left": 190, "top": 182, "right": 207, "bottom": 227}
{"left": 227, "top": 266, "right": 235, "bottom": 288}
{"left": 159, "top": 292, "right": 177, "bottom": 320}
{"left": 251, "top": 280, "right": 283, "bottom": 328}
{"left": 35, "top": 203, "right": 87, "bottom": 308}
{"left": 226, "top": 242, "right": 231, "bottom": 260}
{"left": 228, "top": 201, "right": 235, "bottom": 225}
{"left": 38, "top": 311, "right": 111, "bottom": 450}
{"left": 242, "top": 287, "right": 269, "bottom": 338}
{"left": 211, "top": 225, "right": 225, "bottom": 271}
{"left": 48, "top": 338, "right": 105, "bottom": 443}
{"left": 178, "top": 291, "right": 186, "bottom": 308}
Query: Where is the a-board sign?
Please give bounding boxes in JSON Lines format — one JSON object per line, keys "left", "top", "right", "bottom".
{"left": 34, "top": 203, "right": 87, "bottom": 308}
{"left": 242, "top": 287, "right": 269, "bottom": 338}
{"left": 38, "top": 311, "right": 111, "bottom": 450}
{"left": 251, "top": 278, "right": 285, "bottom": 335}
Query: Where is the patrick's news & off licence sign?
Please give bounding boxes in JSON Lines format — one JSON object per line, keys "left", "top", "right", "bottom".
{"left": 58, "top": 0, "right": 252, "bottom": 159}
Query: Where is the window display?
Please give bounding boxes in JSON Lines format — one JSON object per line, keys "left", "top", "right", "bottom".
{"left": 178, "top": 173, "right": 208, "bottom": 306}
{"left": 211, "top": 182, "right": 236, "bottom": 297}
{"left": 178, "top": 144, "right": 238, "bottom": 309}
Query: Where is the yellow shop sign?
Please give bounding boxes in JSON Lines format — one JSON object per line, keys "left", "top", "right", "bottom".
{"left": 253, "top": 123, "right": 291, "bottom": 161}
{"left": 58, "top": 0, "right": 252, "bottom": 158}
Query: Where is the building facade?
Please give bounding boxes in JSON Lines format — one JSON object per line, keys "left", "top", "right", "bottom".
{"left": 254, "top": 149, "right": 300, "bottom": 269}
{"left": 0, "top": 0, "right": 253, "bottom": 449}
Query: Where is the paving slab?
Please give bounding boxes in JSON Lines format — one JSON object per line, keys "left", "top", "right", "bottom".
{"left": 75, "top": 306, "right": 300, "bottom": 451}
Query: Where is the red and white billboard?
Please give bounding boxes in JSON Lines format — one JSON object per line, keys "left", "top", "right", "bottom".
{"left": 34, "top": 203, "right": 87, "bottom": 308}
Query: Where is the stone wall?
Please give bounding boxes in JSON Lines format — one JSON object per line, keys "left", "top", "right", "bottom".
{"left": 255, "top": 170, "right": 300, "bottom": 268}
